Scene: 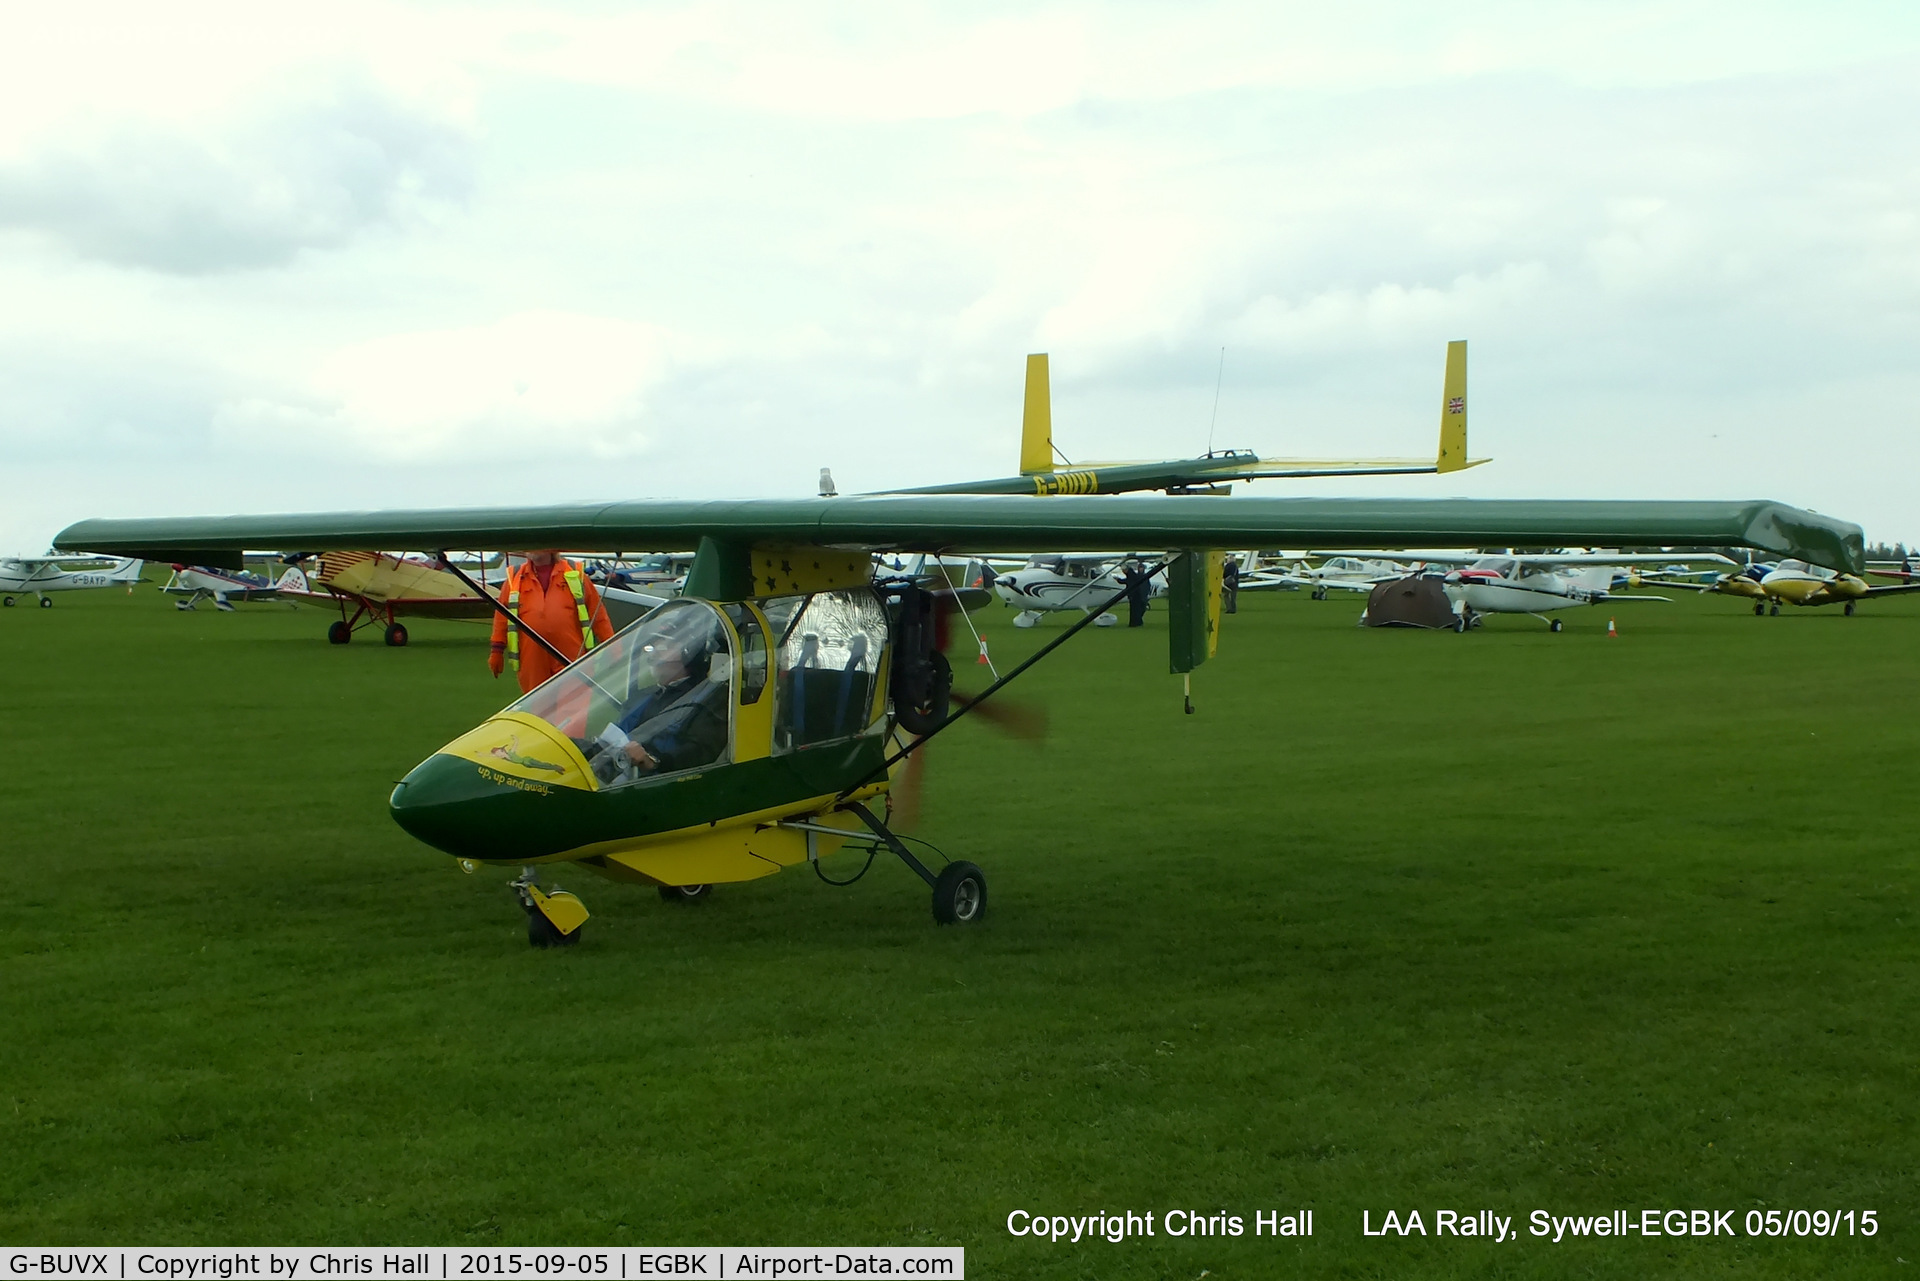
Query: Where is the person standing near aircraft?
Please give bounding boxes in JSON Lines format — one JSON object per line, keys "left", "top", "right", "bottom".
{"left": 489, "top": 551, "right": 614, "bottom": 692}
{"left": 1121, "top": 559, "right": 1152, "bottom": 627}
{"left": 1222, "top": 556, "right": 1240, "bottom": 615}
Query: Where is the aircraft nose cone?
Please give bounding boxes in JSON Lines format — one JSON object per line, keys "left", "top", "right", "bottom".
{"left": 389, "top": 752, "right": 502, "bottom": 857}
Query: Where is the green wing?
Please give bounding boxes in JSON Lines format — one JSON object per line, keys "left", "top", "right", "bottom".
{"left": 53, "top": 495, "right": 1864, "bottom": 575}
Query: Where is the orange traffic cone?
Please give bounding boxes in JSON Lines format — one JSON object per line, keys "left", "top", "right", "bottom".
{"left": 1607, "top": 617, "right": 1617, "bottom": 637}
{"left": 977, "top": 635, "right": 991, "bottom": 665}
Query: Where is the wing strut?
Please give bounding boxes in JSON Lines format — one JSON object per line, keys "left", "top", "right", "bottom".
{"left": 432, "top": 551, "right": 572, "bottom": 667}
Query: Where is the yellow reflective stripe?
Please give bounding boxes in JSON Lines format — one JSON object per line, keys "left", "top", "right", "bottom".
{"left": 505, "top": 583, "right": 521, "bottom": 671}
{"left": 563, "top": 569, "right": 597, "bottom": 651}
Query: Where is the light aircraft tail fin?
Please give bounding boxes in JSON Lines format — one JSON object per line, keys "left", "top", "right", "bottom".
{"left": 109, "top": 558, "right": 143, "bottom": 582}
{"left": 1019, "top": 353, "right": 1053, "bottom": 475}
{"left": 1436, "top": 339, "right": 1469, "bottom": 473}
{"left": 1575, "top": 566, "right": 1614, "bottom": 592}
{"left": 276, "top": 565, "right": 309, "bottom": 593}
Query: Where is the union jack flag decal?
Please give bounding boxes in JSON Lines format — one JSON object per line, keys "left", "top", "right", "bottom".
{"left": 1447, "top": 396, "right": 1465, "bottom": 414}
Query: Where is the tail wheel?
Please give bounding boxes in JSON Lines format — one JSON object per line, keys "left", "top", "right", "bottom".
{"left": 658, "top": 884, "right": 712, "bottom": 904}
{"left": 932, "top": 861, "right": 987, "bottom": 925}
{"left": 384, "top": 622, "right": 409, "bottom": 647}
{"left": 327, "top": 621, "right": 351, "bottom": 644}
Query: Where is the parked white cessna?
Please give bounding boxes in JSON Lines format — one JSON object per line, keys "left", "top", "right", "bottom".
{"left": 992, "top": 553, "right": 1166, "bottom": 627}
{"left": 1419, "top": 551, "right": 1734, "bottom": 630}
{"left": 0, "top": 555, "right": 143, "bottom": 606}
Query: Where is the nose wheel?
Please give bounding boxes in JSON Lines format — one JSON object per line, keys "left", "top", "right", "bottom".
{"left": 512, "top": 869, "right": 588, "bottom": 948}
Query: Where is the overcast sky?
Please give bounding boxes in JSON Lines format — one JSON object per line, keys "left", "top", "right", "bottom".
{"left": 5, "top": 0, "right": 1918, "bottom": 552}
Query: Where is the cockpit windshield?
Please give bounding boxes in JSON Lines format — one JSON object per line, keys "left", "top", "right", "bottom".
{"left": 1471, "top": 557, "right": 1519, "bottom": 578}
{"left": 510, "top": 600, "right": 734, "bottom": 786}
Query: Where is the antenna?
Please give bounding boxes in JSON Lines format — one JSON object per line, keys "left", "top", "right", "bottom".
{"left": 1205, "top": 347, "right": 1225, "bottom": 456}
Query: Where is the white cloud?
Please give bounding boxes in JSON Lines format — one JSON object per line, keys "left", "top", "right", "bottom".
{"left": 212, "top": 312, "right": 680, "bottom": 460}
{"left": 0, "top": 72, "right": 471, "bottom": 272}
{"left": 5, "top": 0, "right": 1920, "bottom": 554}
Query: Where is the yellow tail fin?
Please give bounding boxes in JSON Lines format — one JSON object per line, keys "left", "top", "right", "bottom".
{"left": 1436, "top": 340, "right": 1468, "bottom": 473}
{"left": 1020, "top": 353, "right": 1053, "bottom": 475}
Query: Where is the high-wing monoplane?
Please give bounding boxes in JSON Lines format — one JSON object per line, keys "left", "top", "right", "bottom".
{"left": 1247, "top": 554, "right": 1413, "bottom": 598}
{"left": 989, "top": 553, "right": 1166, "bottom": 627}
{"left": 55, "top": 495, "right": 1860, "bottom": 945}
{"left": 0, "top": 554, "right": 143, "bottom": 607}
{"left": 274, "top": 551, "right": 505, "bottom": 645}
{"left": 883, "top": 342, "right": 1486, "bottom": 497}
{"left": 1414, "top": 551, "right": 1739, "bottom": 630}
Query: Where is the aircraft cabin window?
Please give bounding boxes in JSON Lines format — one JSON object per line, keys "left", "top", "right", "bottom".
{"left": 771, "top": 589, "right": 889, "bottom": 753}
{"left": 509, "top": 599, "right": 735, "bottom": 787}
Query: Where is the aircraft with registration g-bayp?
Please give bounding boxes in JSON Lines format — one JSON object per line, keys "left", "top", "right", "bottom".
{"left": 1, "top": 554, "right": 143, "bottom": 607}
{"left": 56, "top": 494, "right": 1862, "bottom": 947}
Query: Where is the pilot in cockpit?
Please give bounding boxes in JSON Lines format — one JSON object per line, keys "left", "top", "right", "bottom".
{"left": 588, "top": 625, "right": 730, "bottom": 783}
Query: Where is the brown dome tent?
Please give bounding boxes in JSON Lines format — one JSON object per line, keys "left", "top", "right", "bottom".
{"left": 1362, "top": 575, "right": 1461, "bottom": 630}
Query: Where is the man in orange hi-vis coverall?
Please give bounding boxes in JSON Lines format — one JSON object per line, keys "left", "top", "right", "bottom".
{"left": 489, "top": 551, "right": 615, "bottom": 695}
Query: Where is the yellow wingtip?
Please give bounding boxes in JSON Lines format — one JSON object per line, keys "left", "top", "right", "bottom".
{"left": 1020, "top": 353, "right": 1053, "bottom": 475}
{"left": 1436, "top": 339, "right": 1469, "bottom": 473}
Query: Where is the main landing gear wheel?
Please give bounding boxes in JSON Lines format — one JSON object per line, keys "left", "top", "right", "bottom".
{"left": 327, "top": 621, "right": 351, "bottom": 644}
{"left": 384, "top": 622, "right": 409, "bottom": 647}
{"left": 1549, "top": 618, "right": 1563, "bottom": 632}
{"left": 658, "top": 883, "right": 712, "bottom": 903}
{"left": 1769, "top": 602, "right": 1781, "bottom": 616}
{"left": 1754, "top": 602, "right": 1767, "bottom": 616}
{"left": 932, "top": 861, "right": 987, "bottom": 925}
{"left": 1, "top": 596, "right": 12, "bottom": 607}
{"left": 38, "top": 597, "right": 52, "bottom": 608}
{"left": 1312, "top": 587, "right": 1328, "bottom": 601}
{"left": 1845, "top": 601, "right": 1857, "bottom": 616}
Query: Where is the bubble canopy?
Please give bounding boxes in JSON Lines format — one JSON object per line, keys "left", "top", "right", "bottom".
{"left": 514, "top": 599, "right": 735, "bottom": 782}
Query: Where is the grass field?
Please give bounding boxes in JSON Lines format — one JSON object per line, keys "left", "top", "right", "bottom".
{"left": 2, "top": 579, "right": 1915, "bottom": 1278}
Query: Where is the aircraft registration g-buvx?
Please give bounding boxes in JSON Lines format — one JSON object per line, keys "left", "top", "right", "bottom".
{"left": 56, "top": 494, "right": 1864, "bottom": 947}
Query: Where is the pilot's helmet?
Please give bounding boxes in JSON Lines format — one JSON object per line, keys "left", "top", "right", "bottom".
{"left": 647, "top": 608, "right": 725, "bottom": 677}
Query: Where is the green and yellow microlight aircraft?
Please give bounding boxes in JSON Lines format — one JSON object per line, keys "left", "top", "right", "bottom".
{"left": 55, "top": 495, "right": 1862, "bottom": 946}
